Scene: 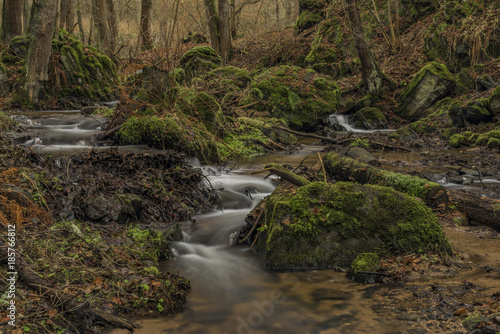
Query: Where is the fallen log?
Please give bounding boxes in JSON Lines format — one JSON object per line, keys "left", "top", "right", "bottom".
{"left": 252, "top": 163, "right": 311, "bottom": 187}
{"left": 271, "top": 125, "right": 338, "bottom": 143}
{"left": 0, "top": 239, "right": 136, "bottom": 331}
{"left": 346, "top": 147, "right": 381, "bottom": 166}
{"left": 447, "top": 190, "right": 500, "bottom": 231}
{"left": 323, "top": 153, "right": 447, "bottom": 207}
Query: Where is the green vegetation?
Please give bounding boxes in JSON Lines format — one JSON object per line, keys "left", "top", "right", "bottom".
{"left": 256, "top": 181, "right": 453, "bottom": 270}
{"left": 244, "top": 65, "right": 341, "bottom": 131}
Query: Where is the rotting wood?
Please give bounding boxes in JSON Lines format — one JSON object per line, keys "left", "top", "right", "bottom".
{"left": 346, "top": 147, "right": 381, "bottom": 166}
{"left": 0, "top": 239, "right": 137, "bottom": 331}
{"left": 447, "top": 189, "right": 500, "bottom": 231}
{"left": 252, "top": 163, "right": 311, "bottom": 187}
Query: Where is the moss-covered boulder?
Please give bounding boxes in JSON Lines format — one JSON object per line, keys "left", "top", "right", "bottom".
{"left": 244, "top": 65, "right": 341, "bottom": 131}
{"left": 352, "top": 107, "right": 388, "bottom": 130}
{"left": 255, "top": 182, "right": 453, "bottom": 270}
{"left": 179, "top": 46, "right": 221, "bottom": 82}
{"left": 347, "top": 253, "right": 381, "bottom": 284}
{"left": 395, "top": 62, "right": 455, "bottom": 120}
{"left": 449, "top": 134, "right": 467, "bottom": 148}
{"left": 203, "top": 66, "right": 252, "bottom": 105}
{"left": 489, "top": 85, "right": 500, "bottom": 114}
{"left": 174, "top": 88, "right": 223, "bottom": 133}
{"left": 3, "top": 31, "right": 118, "bottom": 105}
{"left": 449, "top": 99, "right": 491, "bottom": 126}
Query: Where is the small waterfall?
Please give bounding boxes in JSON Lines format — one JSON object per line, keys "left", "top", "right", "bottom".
{"left": 326, "top": 114, "right": 357, "bottom": 132}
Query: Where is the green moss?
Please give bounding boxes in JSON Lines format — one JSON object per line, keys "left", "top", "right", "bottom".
{"left": 349, "top": 253, "right": 380, "bottom": 275}
{"left": 179, "top": 46, "right": 221, "bottom": 81}
{"left": 487, "top": 137, "right": 500, "bottom": 148}
{"left": 449, "top": 134, "right": 467, "bottom": 147}
{"left": 323, "top": 153, "right": 445, "bottom": 205}
{"left": 258, "top": 181, "right": 453, "bottom": 270}
{"left": 399, "top": 61, "right": 454, "bottom": 103}
{"left": 246, "top": 65, "right": 341, "bottom": 131}
{"left": 175, "top": 88, "right": 223, "bottom": 133}
{"left": 295, "top": 11, "right": 323, "bottom": 34}
{"left": 0, "top": 112, "right": 17, "bottom": 131}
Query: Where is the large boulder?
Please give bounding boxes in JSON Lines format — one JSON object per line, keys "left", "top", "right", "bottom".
{"left": 179, "top": 46, "right": 221, "bottom": 82}
{"left": 449, "top": 99, "right": 492, "bottom": 126}
{"left": 395, "top": 62, "right": 455, "bottom": 120}
{"left": 254, "top": 182, "right": 453, "bottom": 270}
{"left": 244, "top": 65, "right": 341, "bottom": 131}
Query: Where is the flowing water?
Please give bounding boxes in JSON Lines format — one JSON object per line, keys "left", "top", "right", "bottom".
{"left": 10, "top": 112, "right": 500, "bottom": 334}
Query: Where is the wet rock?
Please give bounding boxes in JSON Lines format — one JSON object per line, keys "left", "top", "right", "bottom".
{"left": 311, "top": 288, "right": 353, "bottom": 301}
{"left": 352, "top": 107, "right": 388, "bottom": 130}
{"left": 85, "top": 193, "right": 142, "bottom": 224}
{"left": 397, "top": 313, "right": 420, "bottom": 321}
{"left": 347, "top": 253, "right": 382, "bottom": 284}
{"left": 395, "top": 62, "right": 454, "bottom": 120}
{"left": 463, "top": 314, "right": 489, "bottom": 331}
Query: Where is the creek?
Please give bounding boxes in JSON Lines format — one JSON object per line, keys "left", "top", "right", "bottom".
{"left": 10, "top": 111, "right": 500, "bottom": 334}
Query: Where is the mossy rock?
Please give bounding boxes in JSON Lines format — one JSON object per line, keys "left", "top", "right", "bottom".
{"left": 244, "top": 65, "right": 341, "bottom": 131}
{"left": 347, "top": 253, "right": 381, "bottom": 284}
{"left": 255, "top": 182, "right": 453, "bottom": 270}
{"left": 388, "top": 127, "right": 415, "bottom": 141}
{"left": 174, "top": 88, "right": 223, "bottom": 133}
{"left": 118, "top": 113, "right": 219, "bottom": 161}
{"left": 487, "top": 137, "right": 500, "bottom": 148}
{"left": 395, "top": 62, "right": 455, "bottom": 120}
{"left": 207, "top": 66, "right": 252, "bottom": 89}
{"left": 237, "top": 117, "right": 298, "bottom": 143}
{"left": 352, "top": 107, "right": 388, "bottom": 130}
{"left": 179, "top": 46, "right": 221, "bottom": 82}
{"left": 489, "top": 85, "right": 500, "bottom": 114}
{"left": 449, "top": 134, "right": 467, "bottom": 148}
{"left": 401, "top": 0, "right": 439, "bottom": 22}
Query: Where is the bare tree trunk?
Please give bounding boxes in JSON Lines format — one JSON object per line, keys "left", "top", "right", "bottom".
{"left": 275, "top": 0, "right": 280, "bottom": 28}
{"left": 21, "top": 0, "right": 58, "bottom": 104}
{"left": 218, "top": 0, "right": 231, "bottom": 64}
{"left": 59, "top": 0, "right": 75, "bottom": 31}
{"left": 105, "top": 0, "right": 118, "bottom": 52}
{"left": 23, "top": 0, "right": 31, "bottom": 32}
{"left": 230, "top": 0, "right": 236, "bottom": 38}
{"left": 204, "top": 0, "right": 219, "bottom": 53}
{"left": 76, "top": 0, "right": 85, "bottom": 41}
{"left": 92, "top": 0, "right": 110, "bottom": 49}
{"left": 344, "top": 0, "right": 387, "bottom": 97}
{"left": 140, "top": 0, "right": 153, "bottom": 50}
{"left": 1, "top": 0, "right": 24, "bottom": 43}
{"left": 387, "top": 0, "right": 396, "bottom": 52}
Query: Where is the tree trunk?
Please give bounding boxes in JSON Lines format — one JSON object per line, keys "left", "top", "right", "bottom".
{"left": 1, "top": 0, "right": 24, "bottom": 43}
{"left": 105, "top": 0, "right": 118, "bottom": 52}
{"left": 76, "top": 0, "right": 85, "bottom": 42}
{"left": 218, "top": 0, "right": 231, "bottom": 64}
{"left": 230, "top": 0, "right": 236, "bottom": 38}
{"left": 344, "top": 0, "right": 387, "bottom": 97}
{"left": 204, "top": 0, "right": 219, "bottom": 53}
{"left": 447, "top": 190, "right": 500, "bottom": 231}
{"left": 20, "top": 0, "right": 58, "bottom": 104}
{"left": 140, "top": 0, "right": 153, "bottom": 50}
{"left": 23, "top": 0, "right": 31, "bottom": 32}
{"left": 92, "top": 0, "right": 109, "bottom": 48}
{"left": 59, "top": 0, "right": 75, "bottom": 32}
{"left": 275, "top": 0, "right": 280, "bottom": 28}
{"left": 323, "top": 153, "right": 448, "bottom": 207}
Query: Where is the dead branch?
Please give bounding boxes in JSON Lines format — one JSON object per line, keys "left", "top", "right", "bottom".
{"left": 252, "top": 163, "right": 311, "bottom": 187}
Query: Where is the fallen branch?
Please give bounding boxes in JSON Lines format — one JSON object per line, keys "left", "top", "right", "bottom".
{"left": 447, "top": 189, "right": 500, "bottom": 231}
{"left": 252, "top": 163, "right": 311, "bottom": 187}
{"left": 239, "top": 209, "right": 264, "bottom": 243}
{"left": 271, "top": 125, "right": 337, "bottom": 143}
{"left": 0, "top": 239, "right": 136, "bottom": 331}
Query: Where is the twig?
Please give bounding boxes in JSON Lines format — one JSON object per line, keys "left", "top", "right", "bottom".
{"left": 317, "top": 153, "right": 327, "bottom": 182}
{"left": 239, "top": 209, "right": 264, "bottom": 243}
{"left": 474, "top": 166, "right": 486, "bottom": 189}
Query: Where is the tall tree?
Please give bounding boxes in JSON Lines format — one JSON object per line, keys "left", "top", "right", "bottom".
{"left": 92, "top": 0, "right": 117, "bottom": 53}
{"left": 1, "top": 0, "right": 24, "bottom": 43}
{"left": 59, "top": 0, "right": 75, "bottom": 32}
{"left": 23, "top": 0, "right": 31, "bottom": 32}
{"left": 204, "top": 0, "right": 219, "bottom": 54}
{"left": 345, "top": 0, "right": 388, "bottom": 97}
{"left": 218, "top": 0, "right": 231, "bottom": 64}
{"left": 140, "top": 0, "right": 153, "bottom": 50}
{"left": 20, "top": 0, "right": 58, "bottom": 104}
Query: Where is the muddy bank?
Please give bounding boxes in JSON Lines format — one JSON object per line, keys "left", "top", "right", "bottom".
{"left": 0, "top": 140, "right": 216, "bottom": 333}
